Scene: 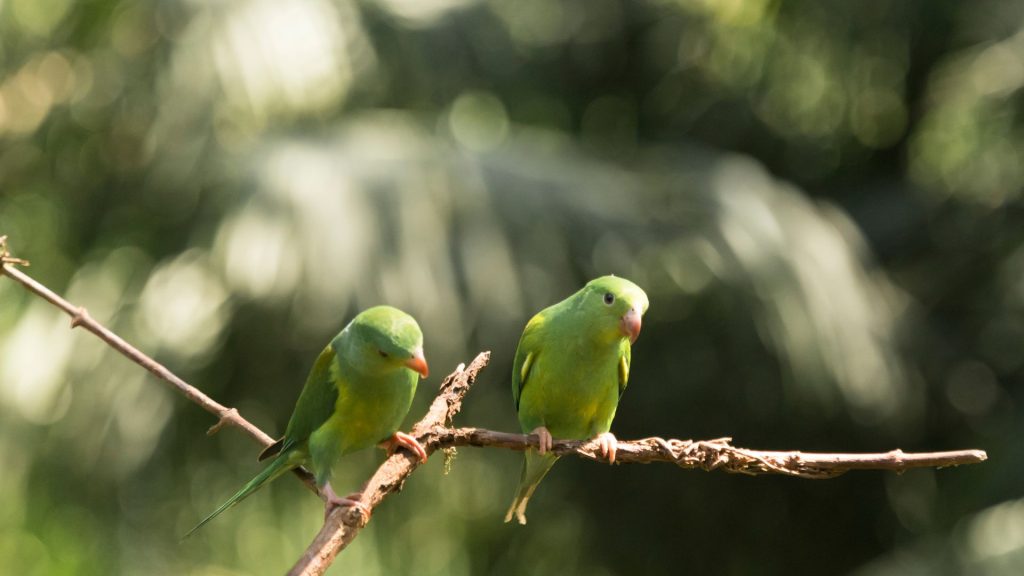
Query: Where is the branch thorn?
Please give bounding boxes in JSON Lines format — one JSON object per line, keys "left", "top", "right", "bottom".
{"left": 70, "top": 306, "right": 91, "bottom": 328}
{"left": 208, "top": 408, "right": 240, "bottom": 435}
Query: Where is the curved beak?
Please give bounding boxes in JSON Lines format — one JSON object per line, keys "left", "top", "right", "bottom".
{"left": 620, "top": 307, "right": 642, "bottom": 344}
{"left": 404, "top": 347, "right": 429, "bottom": 379}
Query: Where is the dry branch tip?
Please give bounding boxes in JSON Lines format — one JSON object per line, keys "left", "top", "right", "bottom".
{"left": 0, "top": 235, "right": 31, "bottom": 267}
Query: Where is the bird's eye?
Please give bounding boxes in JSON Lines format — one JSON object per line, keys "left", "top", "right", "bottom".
{"left": 378, "top": 349, "right": 389, "bottom": 358}
{"left": 603, "top": 293, "right": 615, "bottom": 305}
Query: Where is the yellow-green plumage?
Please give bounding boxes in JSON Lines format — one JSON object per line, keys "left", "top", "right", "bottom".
{"left": 505, "top": 276, "right": 648, "bottom": 524}
{"left": 185, "top": 305, "right": 428, "bottom": 537}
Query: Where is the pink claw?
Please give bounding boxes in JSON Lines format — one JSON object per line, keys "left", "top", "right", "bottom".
{"left": 322, "top": 483, "right": 371, "bottom": 524}
{"left": 532, "top": 426, "right": 553, "bottom": 454}
{"left": 595, "top": 432, "right": 618, "bottom": 464}
{"left": 379, "top": 431, "right": 428, "bottom": 463}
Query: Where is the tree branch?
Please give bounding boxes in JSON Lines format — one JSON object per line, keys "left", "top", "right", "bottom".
{"left": 287, "top": 351, "right": 491, "bottom": 576}
{"left": 3, "top": 236, "right": 989, "bottom": 576}
{"left": 429, "top": 428, "right": 988, "bottom": 478}
{"left": 287, "top": 367, "right": 985, "bottom": 576}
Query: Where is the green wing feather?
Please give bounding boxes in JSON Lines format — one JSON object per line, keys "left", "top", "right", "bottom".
{"left": 280, "top": 345, "right": 340, "bottom": 452}
{"left": 257, "top": 437, "right": 284, "bottom": 462}
{"left": 512, "top": 313, "right": 546, "bottom": 411}
{"left": 618, "top": 342, "right": 631, "bottom": 398}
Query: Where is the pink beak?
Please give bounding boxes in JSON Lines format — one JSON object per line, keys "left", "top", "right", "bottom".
{"left": 620, "top": 307, "right": 642, "bottom": 344}
{"left": 404, "top": 347, "right": 429, "bottom": 379}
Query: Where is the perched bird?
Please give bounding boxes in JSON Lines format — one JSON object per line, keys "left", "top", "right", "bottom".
{"left": 185, "top": 306, "right": 430, "bottom": 537}
{"left": 505, "top": 275, "right": 648, "bottom": 525}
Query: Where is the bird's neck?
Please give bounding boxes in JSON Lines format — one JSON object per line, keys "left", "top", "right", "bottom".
{"left": 559, "top": 306, "right": 624, "bottom": 349}
{"left": 332, "top": 333, "right": 371, "bottom": 377}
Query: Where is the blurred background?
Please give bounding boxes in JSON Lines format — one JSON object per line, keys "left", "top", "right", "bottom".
{"left": 1, "top": 0, "right": 1022, "bottom": 574}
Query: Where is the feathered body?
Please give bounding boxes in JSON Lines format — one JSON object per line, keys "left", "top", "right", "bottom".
{"left": 186, "top": 305, "right": 428, "bottom": 536}
{"left": 505, "top": 276, "right": 648, "bottom": 524}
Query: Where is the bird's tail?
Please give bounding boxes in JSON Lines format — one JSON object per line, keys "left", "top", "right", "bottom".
{"left": 504, "top": 450, "right": 558, "bottom": 525}
{"left": 183, "top": 452, "right": 295, "bottom": 538}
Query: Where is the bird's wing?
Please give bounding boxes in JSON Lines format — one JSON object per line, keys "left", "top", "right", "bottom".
{"left": 618, "top": 341, "right": 631, "bottom": 398}
{"left": 512, "top": 313, "right": 546, "bottom": 411}
{"left": 280, "top": 345, "right": 341, "bottom": 450}
{"left": 257, "top": 437, "right": 284, "bottom": 461}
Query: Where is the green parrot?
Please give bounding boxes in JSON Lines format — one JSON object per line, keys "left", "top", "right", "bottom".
{"left": 185, "top": 305, "right": 430, "bottom": 537}
{"left": 504, "top": 275, "right": 649, "bottom": 525}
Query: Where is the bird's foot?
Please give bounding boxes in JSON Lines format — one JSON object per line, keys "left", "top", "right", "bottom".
{"left": 322, "top": 483, "right": 371, "bottom": 524}
{"left": 594, "top": 432, "right": 618, "bottom": 464}
{"left": 531, "top": 426, "right": 553, "bottom": 455}
{"left": 378, "top": 431, "right": 428, "bottom": 463}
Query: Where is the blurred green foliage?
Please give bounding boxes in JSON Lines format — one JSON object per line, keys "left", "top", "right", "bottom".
{"left": 1, "top": 0, "right": 1022, "bottom": 574}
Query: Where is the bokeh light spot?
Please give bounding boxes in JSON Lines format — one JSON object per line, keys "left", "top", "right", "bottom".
{"left": 448, "top": 91, "right": 509, "bottom": 151}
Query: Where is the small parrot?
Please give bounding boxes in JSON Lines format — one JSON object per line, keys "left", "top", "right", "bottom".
{"left": 504, "top": 275, "right": 648, "bottom": 525}
{"left": 185, "top": 305, "right": 430, "bottom": 537}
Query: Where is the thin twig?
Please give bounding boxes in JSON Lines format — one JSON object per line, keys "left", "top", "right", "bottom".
{"left": 0, "top": 236, "right": 319, "bottom": 493}
{"left": 428, "top": 428, "right": 988, "bottom": 479}
{"left": 287, "top": 351, "right": 491, "bottom": 576}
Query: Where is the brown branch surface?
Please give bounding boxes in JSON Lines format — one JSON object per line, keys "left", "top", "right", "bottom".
{"left": 288, "top": 351, "right": 491, "bottom": 576}
{"left": 431, "top": 428, "right": 988, "bottom": 479}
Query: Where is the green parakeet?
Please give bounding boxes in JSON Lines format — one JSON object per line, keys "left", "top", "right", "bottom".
{"left": 505, "top": 275, "right": 648, "bottom": 525}
{"left": 185, "top": 305, "right": 430, "bottom": 537}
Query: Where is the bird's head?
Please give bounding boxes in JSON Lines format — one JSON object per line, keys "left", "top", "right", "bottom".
{"left": 582, "top": 275, "right": 649, "bottom": 345}
{"left": 346, "top": 305, "right": 428, "bottom": 378}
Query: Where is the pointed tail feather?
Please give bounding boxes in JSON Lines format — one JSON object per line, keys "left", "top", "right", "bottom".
{"left": 504, "top": 450, "right": 558, "bottom": 525}
{"left": 183, "top": 453, "right": 295, "bottom": 538}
